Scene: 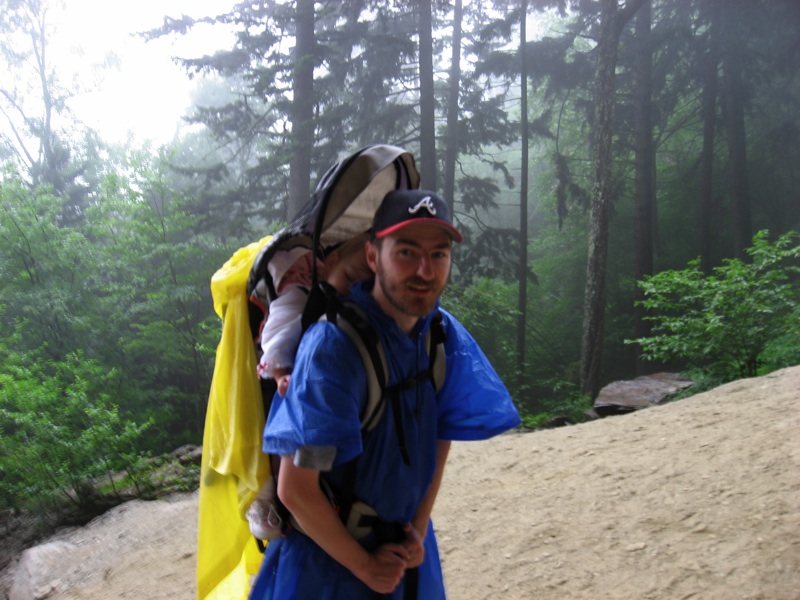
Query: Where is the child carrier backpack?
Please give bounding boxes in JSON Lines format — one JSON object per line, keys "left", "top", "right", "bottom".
{"left": 245, "top": 144, "right": 447, "bottom": 536}
{"left": 245, "top": 143, "right": 442, "bottom": 411}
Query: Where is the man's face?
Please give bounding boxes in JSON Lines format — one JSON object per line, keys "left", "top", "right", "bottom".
{"left": 367, "top": 222, "right": 452, "bottom": 333}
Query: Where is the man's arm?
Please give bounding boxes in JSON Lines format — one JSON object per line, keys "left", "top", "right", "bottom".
{"left": 277, "top": 455, "right": 408, "bottom": 594}
{"left": 403, "top": 439, "right": 451, "bottom": 567}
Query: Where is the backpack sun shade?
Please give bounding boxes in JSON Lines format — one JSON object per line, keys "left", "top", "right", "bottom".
{"left": 197, "top": 144, "right": 423, "bottom": 600}
{"left": 246, "top": 143, "right": 420, "bottom": 338}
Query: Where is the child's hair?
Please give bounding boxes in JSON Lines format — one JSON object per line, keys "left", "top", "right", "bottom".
{"left": 324, "top": 231, "right": 370, "bottom": 262}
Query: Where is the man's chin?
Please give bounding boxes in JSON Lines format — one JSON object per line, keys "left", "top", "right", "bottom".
{"left": 404, "top": 298, "right": 437, "bottom": 318}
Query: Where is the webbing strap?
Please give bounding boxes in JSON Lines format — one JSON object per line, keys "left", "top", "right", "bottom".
{"left": 404, "top": 567, "right": 419, "bottom": 600}
{"left": 388, "top": 388, "right": 410, "bottom": 466}
{"left": 382, "top": 370, "right": 430, "bottom": 466}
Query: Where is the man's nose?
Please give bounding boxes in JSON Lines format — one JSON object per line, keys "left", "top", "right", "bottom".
{"left": 416, "top": 255, "right": 434, "bottom": 279}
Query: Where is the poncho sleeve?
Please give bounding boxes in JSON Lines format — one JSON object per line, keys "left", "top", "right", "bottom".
{"left": 435, "top": 310, "right": 521, "bottom": 440}
{"left": 261, "top": 322, "right": 368, "bottom": 466}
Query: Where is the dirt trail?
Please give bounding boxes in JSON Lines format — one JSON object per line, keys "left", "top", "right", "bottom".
{"left": 5, "top": 366, "right": 799, "bottom": 600}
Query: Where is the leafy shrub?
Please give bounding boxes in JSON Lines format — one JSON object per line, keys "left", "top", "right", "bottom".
{"left": 519, "top": 384, "right": 593, "bottom": 429}
{"left": 628, "top": 230, "right": 800, "bottom": 381}
{"left": 0, "top": 343, "right": 153, "bottom": 512}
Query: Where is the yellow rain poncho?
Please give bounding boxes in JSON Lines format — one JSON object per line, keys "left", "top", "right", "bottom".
{"left": 197, "top": 236, "right": 272, "bottom": 600}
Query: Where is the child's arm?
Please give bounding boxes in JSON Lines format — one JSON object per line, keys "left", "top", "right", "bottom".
{"left": 259, "top": 286, "right": 307, "bottom": 381}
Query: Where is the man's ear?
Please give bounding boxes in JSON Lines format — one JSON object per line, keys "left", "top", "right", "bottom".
{"left": 365, "top": 240, "right": 379, "bottom": 274}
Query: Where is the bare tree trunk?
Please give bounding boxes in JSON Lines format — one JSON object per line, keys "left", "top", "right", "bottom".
{"left": 288, "top": 0, "right": 315, "bottom": 219}
{"left": 721, "top": 0, "right": 752, "bottom": 259}
{"left": 443, "top": 0, "right": 463, "bottom": 216}
{"left": 699, "top": 0, "right": 720, "bottom": 274}
{"left": 580, "top": 0, "right": 646, "bottom": 399}
{"left": 517, "top": 0, "right": 529, "bottom": 389}
{"left": 418, "top": 0, "right": 437, "bottom": 187}
{"left": 633, "top": 0, "right": 654, "bottom": 375}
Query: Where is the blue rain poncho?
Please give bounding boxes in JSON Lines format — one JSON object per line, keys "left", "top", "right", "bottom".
{"left": 249, "top": 282, "right": 520, "bottom": 599}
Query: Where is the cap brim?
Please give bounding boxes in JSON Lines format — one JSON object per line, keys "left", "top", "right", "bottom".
{"left": 375, "top": 218, "right": 463, "bottom": 243}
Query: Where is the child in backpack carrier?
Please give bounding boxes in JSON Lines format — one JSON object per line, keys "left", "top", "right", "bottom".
{"left": 247, "top": 232, "right": 372, "bottom": 540}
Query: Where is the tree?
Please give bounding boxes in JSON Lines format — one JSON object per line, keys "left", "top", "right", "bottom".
{"left": 697, "top": 0, "right": 721, "bottom": 275}
{"left": 148, "top": 0, "right": 424, "bottom": 228}
{"left": 580, "top": 0, "right": 646, "bottom": 399}
{"left": 720, "top": 0, "right": 753, "bottom": 259}
{"left": 0, "top": 0, "right": 92, "bottom": 219}
{"left": 418, "top": 0, "right": 436, "bottom": 186}
{"left": 517, "top": 0, "right": 530, "bottom": 388}
{"left": 442, "top": 0, "right": 463, "bottom": 216}
{"left": 0, "top": 171, "right": 101, "bottom": 362}
{"left": 288, "top": 0, "right": 315, "bottom": 218}
{"left": 632, "top": 0, "right": 655, "bottom": 374}
{"left": 85, "top": 151, "right": 224, "bottom": 442}
{"left": 453, "top": 2, "right": 539, "bottom": 286}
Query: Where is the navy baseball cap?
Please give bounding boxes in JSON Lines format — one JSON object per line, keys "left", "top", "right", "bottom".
{"left": 372, "top": 189, "right": 463, "bottom": 243}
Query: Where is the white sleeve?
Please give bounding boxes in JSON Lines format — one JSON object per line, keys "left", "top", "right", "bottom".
{"left": 259, "top": 285, "right": 308, "bottom": 377}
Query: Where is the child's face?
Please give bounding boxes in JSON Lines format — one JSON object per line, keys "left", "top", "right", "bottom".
{"left": 325, "top": 244, "right": 372, "bottom": 295}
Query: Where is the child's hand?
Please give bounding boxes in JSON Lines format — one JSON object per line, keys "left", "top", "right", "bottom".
{"left": 277, "top": 374, "right": 291, "bottom": 397}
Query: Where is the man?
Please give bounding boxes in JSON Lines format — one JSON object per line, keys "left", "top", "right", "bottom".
{"left": 249, "top": 189, "right": 520, "bottom": 599}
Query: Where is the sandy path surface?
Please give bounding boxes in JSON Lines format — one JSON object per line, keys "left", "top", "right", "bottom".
{"left": 6, "top": 366, "right": 799, "bottom": 600}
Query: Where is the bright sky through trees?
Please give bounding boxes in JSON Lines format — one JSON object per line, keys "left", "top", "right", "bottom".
{"left": 52, "top": 0, "right": 234, "bottom": 144}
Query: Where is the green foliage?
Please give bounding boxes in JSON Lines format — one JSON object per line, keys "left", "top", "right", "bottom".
{"left": 0, "top": 342, "right": 153, "bottom": 512}
{"left": 628, "top": 230, "right": 800, "bottom": 381}
{"left": 519, "top": 386, "right": 593, "bottom": 429}
{"left": 443, "top": 278, "right": 522, "bottom": 398}
{"left": 1, "top": 157, "right": 222, "bottom": 459}
{"left": 0, "top": 174, "right": 102, "bottom": 360}
{"left": 84, "top": 152, "right": 226, "bottom": 443}
{"left": 102, "top": 454, "right": 200, "bottom": 499}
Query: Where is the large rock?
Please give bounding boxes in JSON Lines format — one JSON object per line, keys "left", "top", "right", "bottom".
{"left": 9, "top": 540, "right": 88, "bottom": 600}
{"left": 593, "top": 372, "right": 694, "bottom": 417}
{"left": 6, "top": 494, "right": 198, "bottom": 600}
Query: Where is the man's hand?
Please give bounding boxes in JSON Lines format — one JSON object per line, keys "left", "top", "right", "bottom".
{"left": 357, "top": 543, "right": 408, "bottom": 594}
{"left": 402, "top": 523, "right": 425, "bottom": 568}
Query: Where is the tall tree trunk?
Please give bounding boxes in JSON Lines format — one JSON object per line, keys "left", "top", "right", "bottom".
{"left": 443, "top": 0, "right": 463, "bottom": 216}
{"left": 632, "top": 0, "right": 654, "bottom": 375}
{"left": 698, "top": 0, "right": 720, "bottom": 274}
{"left": 517, "top": 0, "right": 529, "bottom": 389}
{"left": 32, "top": 5, "right": 56, "bottom": 193}
{"left": 580, "top": 0, "right": 645, "bottom": 399}
{"left": 418, "top": 0, "right": 437, "bottom": 187}
{"left": 721, "top": 0, "right": 752, "bottom": 259}
{"left": 288, "top": 0, "right": 315, "bottom": 219}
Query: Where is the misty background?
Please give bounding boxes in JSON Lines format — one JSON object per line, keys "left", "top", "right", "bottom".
{"left": 1, "top": 0, "right": 798, "bottom": 517}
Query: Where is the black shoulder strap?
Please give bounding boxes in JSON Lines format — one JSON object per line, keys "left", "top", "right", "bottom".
{"left": 426, "top": 309, "right": 446, "bottom": 392}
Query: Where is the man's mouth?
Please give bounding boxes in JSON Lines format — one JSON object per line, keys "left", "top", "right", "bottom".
{"left": 407, "top": 280, "right": 434, "bottom": 294}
